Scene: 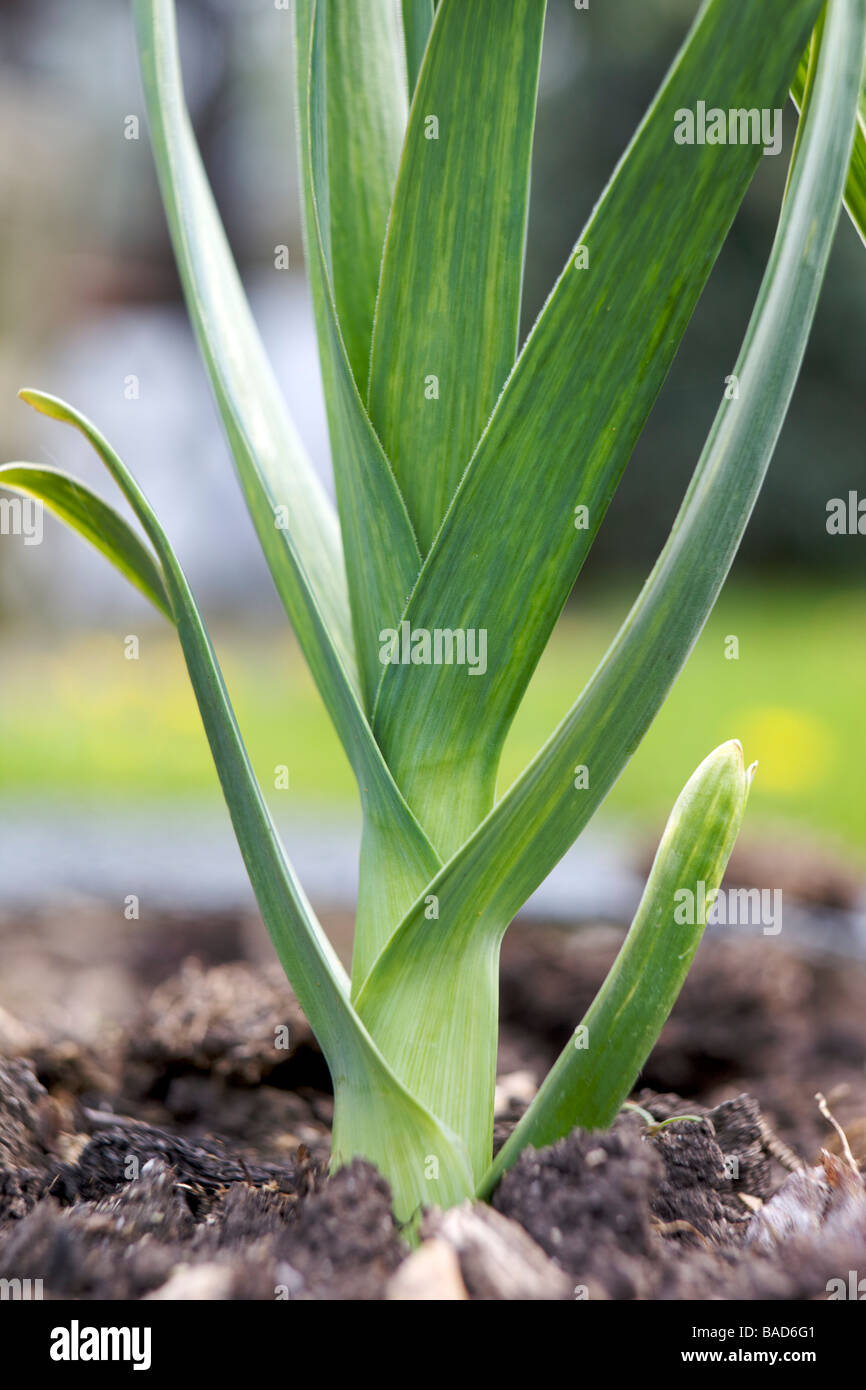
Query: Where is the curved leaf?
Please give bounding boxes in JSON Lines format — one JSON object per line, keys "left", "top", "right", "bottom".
{"left": 478, "top": 741, "right": 752, "bottom": 1195}
{"left": 0, "top": 460, "right": 172, "bottom": 619}
{"left": 792, "top": 26, "right": 866, "bottom": 243}
{"left": 20, "top": 388, "right": 473, "bottom": 1225}
{"left": 134, "top": 1, "right": 355, "bottom": 739}
{"left": 135, "top": 0, "right": 444, "bottom": 984}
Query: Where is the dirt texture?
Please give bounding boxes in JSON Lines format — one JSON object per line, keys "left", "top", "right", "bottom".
{"left": 1, "top": 900, "right": 866, "bottom": 1300}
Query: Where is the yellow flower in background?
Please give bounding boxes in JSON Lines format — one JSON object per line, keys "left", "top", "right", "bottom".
{"left": 737, "top": 707, "right": 835, "bottom": 792}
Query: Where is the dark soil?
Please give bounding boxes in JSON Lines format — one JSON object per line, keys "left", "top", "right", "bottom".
{"left": 1, "top": 900, "right": 866, "bottom": 1300}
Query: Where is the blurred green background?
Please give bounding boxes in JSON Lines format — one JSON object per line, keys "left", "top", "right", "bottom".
{"left": 1, "top": 0, "right": 864, "bottom": 880}
{"left": 2, "top": 583, "right": 863, "bottom": 860}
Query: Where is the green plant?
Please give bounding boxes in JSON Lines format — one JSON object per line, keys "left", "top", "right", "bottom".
{"left": 3, "top": 0, "right": 865, "bottom": 1227}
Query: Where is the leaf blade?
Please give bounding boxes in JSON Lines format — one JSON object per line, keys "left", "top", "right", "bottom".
{"left": 322, "top": 0, "right": 407, "bottom": 390}
{"left": 400, "top": 0, "right": 434, "bottom": 97}
{"left": 295, "top": 0, "right": 445, "bottom": 988}
{"left": 296, "top": 0, "right": 423, "bottom": 714}
{"left": 0, "top": 460, "right": 172, "bottom": 619}
{"left": 133, "top": 0, "right": 358, "bottom": 723}
{"left": 478, "top": 741, "right": 751, "bottom": 1195}
{"left": 373, "top": 0, "right": 825, "bottom": 857}
{"left": 367, "top": 0, "right": 547, "bottom": 553}
{"left": 792, "top": 28, "right": 866, "bottom": 244}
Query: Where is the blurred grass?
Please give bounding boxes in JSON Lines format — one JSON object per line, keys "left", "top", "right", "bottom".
{"left": 1, "top": 579, "right": 863, "bottom": 859}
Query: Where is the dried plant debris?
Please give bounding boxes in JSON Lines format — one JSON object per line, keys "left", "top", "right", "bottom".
{"left": 747, "top": 1096, "right": 866, "bottom": 1255}
{"left": 420, "top": 1202, "right": 572, "bottom": 1301}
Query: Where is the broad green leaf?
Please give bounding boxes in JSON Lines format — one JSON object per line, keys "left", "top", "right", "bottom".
{"left": 478, "top": 742, "right": 752, "bottom": 1196}
{"left": 367, "top": 0, "right": 546, "bottom": 553}
{"left": 0, "top": 460, "right": 171, "bottom": 619}
{"left": 323, "top": 1, "right": 406, "bottom": 390}
{"left": 357, "top": 0, "right": 866, "bottom": 1180}
{"left": 296, "top": 0, "right": 423, "bottom": 715}
{"left": 136, "top": 0, "right": 443, "bottom": 984}
{"left": 20, "top": 388, "right": 473, "bottom": 1225}
{"left": 401, "top": 0, "right": 434, "bottom": 97}
{"left": 791, "top": 26, "right": 866, "bottom": 243}
{"left": 357, "top": 922, "right": 499, "bottom": 1184}
{"left": 372, "top": 0, "right": 825, "bottom": 858}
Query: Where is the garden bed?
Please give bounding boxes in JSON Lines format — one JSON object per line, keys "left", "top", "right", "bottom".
{"left": 1, "top": 905, "right": 865, "bottom": 1300}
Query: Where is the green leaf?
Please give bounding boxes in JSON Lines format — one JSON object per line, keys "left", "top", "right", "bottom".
{"left": 356, "top": 0, "right": 866, "bottom": 1181}
{"left": 19, "top": 388, "right": 473, "bottom": 1226}
{"left": 372, "top": 0, "right": 825, "bottom": 858}
{"left": 791, "top": 23, "right": 866, "bottom": 244}
{"left": 401, "top": 0, "right": 434, "bottom": 97}
{"left": 367, "top": 0, "right": 546, "bottom": 553}
{"left": 133, "top": 0, "right": 355, "bottom": 740}
{"left": 0, "top": 459, "right": 172, "bottom": 619}
{"left": 295, "top": 0, "right": 445, "bottom": 988}
{"left": 135, "top": 0, "right": 444, "bottom": 985}
{"left": 356, "top": 919, "right": 500, "bottom": 1184}
{"left": 477, "top": 741, "right": 752, "bottom": 1197}
{"left": 322, "top": 1, "right": 407, "bottom": 392}
{"left": 296, "top": 0, "right": 423, "bottom": 715}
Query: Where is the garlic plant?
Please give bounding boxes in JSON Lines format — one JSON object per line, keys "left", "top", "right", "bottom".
{"left": 3, "top": 0, "right": 865, "bottom": 1225}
